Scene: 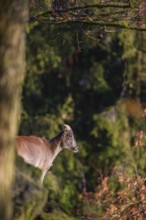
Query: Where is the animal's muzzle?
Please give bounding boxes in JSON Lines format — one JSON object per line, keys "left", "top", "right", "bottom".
{"left": 72, "top": 146, "right": 78, "bottom": 153}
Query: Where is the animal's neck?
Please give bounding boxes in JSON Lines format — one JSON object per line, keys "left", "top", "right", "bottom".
{"left": 49, "top": 131, "right": 64, "bottom": 154}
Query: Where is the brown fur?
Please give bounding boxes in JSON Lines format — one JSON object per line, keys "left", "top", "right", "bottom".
{"left": 16, "top": 125, "right": 78, "bottom": 184}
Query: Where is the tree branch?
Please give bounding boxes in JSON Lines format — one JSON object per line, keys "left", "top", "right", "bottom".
{"left": 30, "top": 3, "right": 130, "bottom": 22}
{"left": 29, "top": 17, "right": 146, "bottom": 32}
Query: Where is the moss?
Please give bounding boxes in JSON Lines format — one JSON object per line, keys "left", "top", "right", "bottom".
{"left": 13, "top": 171, "right": 48, "bottom": 220}
{"left": 37, "top": 210, "right": 77, "bottom": 220}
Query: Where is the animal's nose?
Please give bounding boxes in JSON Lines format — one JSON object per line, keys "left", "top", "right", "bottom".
{"left": 73, "top": 145, "right": 78, "bottom": 153}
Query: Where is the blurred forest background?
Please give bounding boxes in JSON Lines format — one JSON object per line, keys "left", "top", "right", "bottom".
{"left": 13, "top": 0, "right": 146, "bottom": 219}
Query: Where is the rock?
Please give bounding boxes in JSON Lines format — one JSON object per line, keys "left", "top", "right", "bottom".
{"left": 13, "top": 170, "right": 48, "bottom": 220}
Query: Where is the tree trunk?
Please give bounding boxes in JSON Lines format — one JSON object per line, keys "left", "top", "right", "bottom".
{"left": 0, "top": 1, "right": 28, "bottom": 219}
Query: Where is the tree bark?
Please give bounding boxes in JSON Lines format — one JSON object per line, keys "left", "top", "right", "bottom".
{"left": 0, "top": 1, "right": 28, "bottom": 220}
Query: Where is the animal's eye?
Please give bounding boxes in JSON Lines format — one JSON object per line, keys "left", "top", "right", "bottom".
{"left": 66, "top": 133, "right": 71, "bottom": 138}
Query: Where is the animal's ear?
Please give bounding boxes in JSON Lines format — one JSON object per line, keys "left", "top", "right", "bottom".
{"left": 64, "top": 124, "right": 71, "bottom": 131}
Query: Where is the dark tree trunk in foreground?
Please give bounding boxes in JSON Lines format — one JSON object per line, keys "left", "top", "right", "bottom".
{"left": 0, "top": 1, "right": 28, "bottom": 219}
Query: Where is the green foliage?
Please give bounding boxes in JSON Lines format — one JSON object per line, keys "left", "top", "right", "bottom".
{"left": 118, "top": 31, "right": 136, "bottom": 59}
{"left": 38, "top": 210, "right": 77, "bottom": 220}
{"left": 15, "top": 8, "right": 146, "bottom": 219}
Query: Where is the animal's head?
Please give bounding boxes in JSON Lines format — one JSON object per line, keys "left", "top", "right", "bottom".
{"left": 62, "top": 124, "right": 78, "bottom": 153}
